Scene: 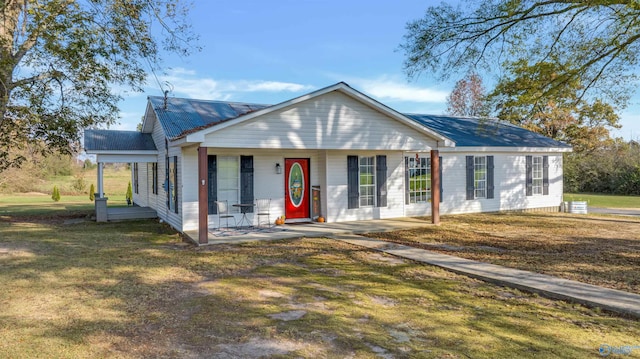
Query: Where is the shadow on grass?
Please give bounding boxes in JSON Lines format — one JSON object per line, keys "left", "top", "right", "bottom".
{"left": 1, "top": 217, "right": 637, "bottom": 357}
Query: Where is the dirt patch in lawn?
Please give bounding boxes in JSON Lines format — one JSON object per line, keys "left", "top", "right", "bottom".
{"left": 366, "top": 212, "right": 640, "bottom": 294}
{"left": 2, "top": 217, "right": 640, "bottom": 358}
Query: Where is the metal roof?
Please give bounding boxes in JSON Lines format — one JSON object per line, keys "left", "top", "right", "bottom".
{"left": 84, "top": 129, "right": 157, "bottom": 152}
{"left": 148, "top": 96, "right": 271, "bottom": 139}
{"left": 405, "top": 114, "right": 572, "bottom": 148}
{"left": 146, "top": 91, "right": 570, "bottom": 149}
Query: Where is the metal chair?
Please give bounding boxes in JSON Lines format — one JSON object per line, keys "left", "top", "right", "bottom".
{"left": 215, "top": 200, "right": 237, "bottom": 229}
{"left": 255, "top": 198, "right": 271, "bottom": 228}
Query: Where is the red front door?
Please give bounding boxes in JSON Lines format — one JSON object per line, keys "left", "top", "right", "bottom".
{"left": 284, "top": 158, "right": 310, "bottom": 220}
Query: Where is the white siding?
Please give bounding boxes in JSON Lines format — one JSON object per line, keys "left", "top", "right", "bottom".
{"left": 202, "top": 92, "right": 438, "bottom": 151}
{"left": 181, "top": 146, "right": 199, "bottom": 231}
{"left": 132, "top": 163, "right": 149, "bottom": 207}
{"left": 325, "top": 151, "right": 406, "bottom": 222}
{"left": 182, "top": 149, "right": 323, "bottom": 231}
{"left": 440, "top": 152, "right": 564, "bottom": 214}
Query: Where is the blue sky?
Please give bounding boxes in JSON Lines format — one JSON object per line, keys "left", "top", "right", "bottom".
{"left": 114, "top": 0, "right": 640, "bottom": 140}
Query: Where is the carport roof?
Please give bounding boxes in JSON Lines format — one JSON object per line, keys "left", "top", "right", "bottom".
{"left": 84, "top": 129, "right": 157, "bottom": 152}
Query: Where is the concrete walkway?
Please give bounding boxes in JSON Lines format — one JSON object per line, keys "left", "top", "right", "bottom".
{"left": 335, "top": 234, "right": 640, "bottom": 319}
{"left": 186, "top": 217, "right": 640, "bottom": 318}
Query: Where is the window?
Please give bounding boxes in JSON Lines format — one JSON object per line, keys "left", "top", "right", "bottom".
{"left": 526, "top": 155, "right": 549, "bottom": 196}
{"left": 474, "top": 156, "right": 487, "bottom": 198}
{"left": 466, "top": 155, "right": 494, "bottom": 200}
{"left": 218, "top": 156, "right": 240, "bottom": 213}
{"left": 207, "top": 155, "right": 254, "bottom": 215}
{"left": 133, "top": 163, "right": 139, "bottom": 194}
{"left": 407, "top": 156, "right": 431, "bottom": 203}
{"left": 347, "top": 155, "right": 387, "bottom": 209}
{"left": 151, "top": 163, "right": 158, "bottom": 195}
{"left": 532, "top": 156, "right": 543, "bottom": 195}
{"left": 359, "top": 156, "right": 375, "bottom": 207}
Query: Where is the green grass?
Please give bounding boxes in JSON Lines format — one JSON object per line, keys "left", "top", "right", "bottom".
{"left": 1, "top": 202, "right": 639, "bottom": 357}
{"left": 564, "top": 193, "right": 640, "bottom": 208}
{"left": 0, "top": 195, "right": 128, "bottom": 216}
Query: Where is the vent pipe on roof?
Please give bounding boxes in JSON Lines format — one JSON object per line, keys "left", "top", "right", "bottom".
{"left": 163, "top": 90, "right": 169, "bottom": 110}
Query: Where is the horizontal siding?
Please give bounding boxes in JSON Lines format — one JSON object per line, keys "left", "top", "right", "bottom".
{"left": 184, "top": 149, "right": 322, "bottom": 231}
{"left": 440, "top": 152, "right": 563, "bottom": 215}
{"left": 181, "top": 147, "right": 198, "bottom": 231}
{"left": 132, "top": 163, "right": 149, "bottom": 207}
{"left": 204, "top": 92, "right": 438, "bottom": 151}
{"left": 325, "top": 151, "right": 406, "bottom": 222}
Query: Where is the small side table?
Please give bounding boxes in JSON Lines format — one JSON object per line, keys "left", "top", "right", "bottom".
{"left": 233, "top": 203, "right": 255, "bottom": 227}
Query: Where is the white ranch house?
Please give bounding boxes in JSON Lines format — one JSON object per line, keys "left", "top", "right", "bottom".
{"left": 84, "top": 82, "right": 571, "bottom": 244}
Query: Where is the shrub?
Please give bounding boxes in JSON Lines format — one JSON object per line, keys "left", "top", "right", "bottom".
{"left": 71, "top": 174, "right": 87, "bottom": 193}
{"left": 51, "top": 186, "right": 61, "bottom": 202}
{"left": 126, "top": 181, "right": 133, "bottom": 205}
{"left": 89, "top": 184, "right": 96, "bottom": 201}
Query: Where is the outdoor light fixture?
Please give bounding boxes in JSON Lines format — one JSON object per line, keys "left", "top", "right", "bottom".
{"left": 275, "top": 163, "right": 282, "bottom": 174}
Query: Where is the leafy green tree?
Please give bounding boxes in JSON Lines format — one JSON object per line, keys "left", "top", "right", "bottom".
{"left": 51, "top": 185, "right": 60, "bottom": 202}
{"left": 489, "top": 60, "right": 620, "bottom": 152}
{"left": 401, "top": 1, "right": 640, "bottom": 108}
{"left": 0, "top": 0, "right": 199, "bottom": 171}
{"left": 89, "top": 183, "right": 96, "bottom": 201}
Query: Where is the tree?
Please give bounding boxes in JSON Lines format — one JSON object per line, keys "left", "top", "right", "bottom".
{"left": 126, "top": 181, "right": 133, "bottom": 205}
{"left": 446, "top": 72, "right": 489, "bottom": 117}
{"left": 401, "top": 1, "right": 640, "bottom": 108}
{"left": 0, "top": 0, "right": 199, "bottom": 171}
{"left": 489, "top": 60, "right": 620, "bottom": 152}
{"left": 89, "top": 183, "right": 96, "bottom": 201}
{"left": 51, "top": 185, "right": 60, "bottom": 202}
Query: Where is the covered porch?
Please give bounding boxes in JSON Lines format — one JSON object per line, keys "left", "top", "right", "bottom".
{"left": 84, "top": 130, "right": 159, "bottom": 222}
{"left": 184, "top": 217, "right": 432, "bottom": 246}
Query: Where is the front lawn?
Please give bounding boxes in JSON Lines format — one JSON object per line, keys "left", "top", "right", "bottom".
{"left": 1, "top": 209, "right": 638, "bottom": 357}
{"left": 564, "top": 193, "right": 640, "bottom": 208}
{"left": 368, "top": 212, "right": 640, "bottom": 294}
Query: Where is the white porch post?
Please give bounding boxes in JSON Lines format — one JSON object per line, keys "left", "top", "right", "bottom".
{"left": 95, "top": 161, "right": 109, "bottom": 222}
{"left": 97, "top": 162, "right": 104, "bottom": 198}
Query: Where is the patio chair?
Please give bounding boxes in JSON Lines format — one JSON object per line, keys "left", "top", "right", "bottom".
{"left": 215, "top": 200, "right": 237, "bottom": 229}
{"left": 255, "top": 198, "right": 271, "bottom": 228}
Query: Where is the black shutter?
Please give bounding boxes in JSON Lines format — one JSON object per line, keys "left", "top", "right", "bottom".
{"left": 404, "top": 157, "right": 410, "bottom": 205}
{"left": 487, "top": 155, "right": 495, "bottom": 199}
{"left": 525, "top": 155, "right": 533, "bottom": 196}
{"left": 466, "top": 156, "right": 474, "bottom": 200}
{"left": 165, "top": 156, "right": 170, "bottom": 208}
{"left": 439, "top": 156, "right": 443, "bottom": 203}
{"left": 347, "top": 156, "right": 359, "bottom": 209}
{"left": 376, "top": 155, "right": 387, "bottom": 207}
{"left": 173, "top": 156, "right": 178, "bottom": 213}
{"left": 240, "top": 156, "right": 254, "bottom": 213}
{"left": 543, "top": 155, "right": 549, "bottom": 195}
{"left": 208, "top": 155, "right": 217, "bottom": 214}
{"left": 133, "top": 163, "right": 139, "bottom": 194}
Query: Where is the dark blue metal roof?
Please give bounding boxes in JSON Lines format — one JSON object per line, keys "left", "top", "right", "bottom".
{"left": 84, "top": 129, "right": 157, "bottom": 152}
{"left": 146, "top": 94, "right": 569, "bottom": 149}
{"left": 405, "top": 114, "right": 571, "bottom": 148}
{"left": 148, "top": 96, "right": 271, "bottom": 139}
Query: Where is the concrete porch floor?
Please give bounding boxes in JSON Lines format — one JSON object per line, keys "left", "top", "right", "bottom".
{"left": 184, "top": 217, "right": 432, "bottom": 246}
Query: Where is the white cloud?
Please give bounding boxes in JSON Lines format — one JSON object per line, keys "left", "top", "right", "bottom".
{"left": 326, "top": 74, "right": 448, "bottom": 104}
{"left": 353, "top": 76, "right": 449, "bottom": 103}
{"left": 148, "top": 68, "right": 313, "bottom": 100}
